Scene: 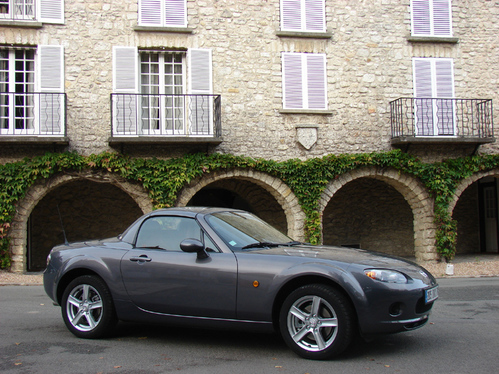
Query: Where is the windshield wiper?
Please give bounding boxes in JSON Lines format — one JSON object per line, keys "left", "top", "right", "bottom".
{"left": 242, "top": 241, "right": 301, "bottom": 250}
{"left": 283, "top": 241, "right": 301, "bottom": 246}
{"left": 242, "top": 242, "right": 280, "bottom": 249}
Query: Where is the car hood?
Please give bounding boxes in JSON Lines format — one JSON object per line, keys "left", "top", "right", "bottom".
{"left": 248, "top": 244, "right": 436, "bottom": 284}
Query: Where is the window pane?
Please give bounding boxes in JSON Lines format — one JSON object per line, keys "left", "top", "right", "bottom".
{"left": 25, "top": 49, "right": 35, "bottom": 60}
{"left": 0, "top": 0, "right": 9, "bottom": 15}
{"left": 136, "top": 216, "right": 201, "bottom": 251}
{"left": 174, "top": 54, "right": 182, "bottom": 63}
{"left": 141, "top": 75, "right": 150, "bottom": 86}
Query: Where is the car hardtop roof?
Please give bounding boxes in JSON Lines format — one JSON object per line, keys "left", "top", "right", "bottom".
{"left": 147, "top": 206, "right": 245, "bottom": 218}
{"left": 119, "top": 207, "right": 247, "bottom": 244}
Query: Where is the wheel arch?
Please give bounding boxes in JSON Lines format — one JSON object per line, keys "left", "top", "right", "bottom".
{"left": 271, "top": 275, "right": 358, "bottom": 332}
{"left": 56, "top": 268, "right": 103, "bottom": 305}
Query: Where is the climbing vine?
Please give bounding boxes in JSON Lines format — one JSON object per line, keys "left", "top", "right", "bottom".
{"left": 2, "top": 150, "right": 499, "bottom": 268}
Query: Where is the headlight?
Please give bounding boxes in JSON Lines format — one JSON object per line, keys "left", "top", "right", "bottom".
{"left": 364, "top": 269, "right": 408, "bottom": 284}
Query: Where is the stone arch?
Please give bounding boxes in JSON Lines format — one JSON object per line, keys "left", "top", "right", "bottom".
{"left": 450, "top": 169, "right": 499, "bottom": 254}
{"left": 449, "top": 170, "right": 499, "bottom": 213}
{"left": 176, "top": 169, "right": 305, "bottom": 240}
{"left": 319, "top": 167, "right": 436, "bottom": 261}
{"left": 10, "top": 171, "right": 153, "bottom": 272}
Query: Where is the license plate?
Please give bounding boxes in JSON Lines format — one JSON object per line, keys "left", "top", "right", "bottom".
{"left": 425, "top": 286, "right": 439, "bottom": 304}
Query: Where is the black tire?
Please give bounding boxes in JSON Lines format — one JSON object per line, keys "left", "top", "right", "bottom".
{"left": 61, "top": 275, "right": 118, "bottom": 339}
{"left": 279, "top": 284, "right": 355, "bottom": 360}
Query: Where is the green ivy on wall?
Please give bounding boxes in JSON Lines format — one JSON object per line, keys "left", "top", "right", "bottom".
{"left": 2, "top": 150, "right": 499, "bottom": 268}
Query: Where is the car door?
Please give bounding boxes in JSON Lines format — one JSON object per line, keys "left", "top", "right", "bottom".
{"left": 120, "top": 216, "right": 237, "bottom": 319}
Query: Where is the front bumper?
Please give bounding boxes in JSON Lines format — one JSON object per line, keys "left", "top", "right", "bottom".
{"left": 43, "top": 264, "right": 59, "bottom": 305}
{"left": 356, "top": 285, "right": 437, "bottom": 335}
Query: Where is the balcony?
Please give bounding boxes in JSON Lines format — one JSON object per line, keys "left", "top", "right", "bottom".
{"left": 109, "top": 93, "right": 222, "bottom": 146}
{"left": 0, "top": 92, "right": 67, "bottom": 145}
{"left": 390, "top": 98, "right": 494, "bottom": 148}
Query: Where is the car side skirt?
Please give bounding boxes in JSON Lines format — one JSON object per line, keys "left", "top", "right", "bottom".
{"left": 115, "top": 300, "right": 275, "bottom": 333}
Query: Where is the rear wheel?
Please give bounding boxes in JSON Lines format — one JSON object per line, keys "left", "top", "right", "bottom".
{"left": 279, "top": 284, "right": 355, "bottom": 360}
{"left": 61, "top": 275, "right": 117, "bottom": 339}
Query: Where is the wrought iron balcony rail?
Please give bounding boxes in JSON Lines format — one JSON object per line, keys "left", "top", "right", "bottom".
{"left": 0, "top": 92, "right": 66, "bottom": 136}
{"left": 390, "top": 98, "right": 494, "bottom": 140}
{"left": 111, "top": 93, "right": 221, "bottom": 138}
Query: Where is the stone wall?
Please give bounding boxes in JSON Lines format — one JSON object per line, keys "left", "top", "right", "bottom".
{"left": 0, "top": 0, "right": 497, "bottom": 162}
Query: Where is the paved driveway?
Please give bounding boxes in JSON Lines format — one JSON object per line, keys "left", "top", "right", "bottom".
{"left": 1, "top": 277, "right": 498, "bottom": 373}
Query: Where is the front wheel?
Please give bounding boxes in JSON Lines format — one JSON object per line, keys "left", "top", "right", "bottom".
{"left": 279, "top": 284, "right": 355, "bottom": 360}
{"left": 61, "top": 275, "right": 117, "bottom": 339}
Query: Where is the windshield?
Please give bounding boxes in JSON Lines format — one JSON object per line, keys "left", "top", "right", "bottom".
{"left": 206, "top": 211, "right": 294, "bottom": 251}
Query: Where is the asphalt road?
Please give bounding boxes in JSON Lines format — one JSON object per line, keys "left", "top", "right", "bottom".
{"left": 0, "top": 278, "right": 498, "bottom": 374}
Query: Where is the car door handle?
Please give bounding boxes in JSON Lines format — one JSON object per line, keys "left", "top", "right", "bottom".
{"left": 130, "top": 255, "right": 152, "bottom": 262}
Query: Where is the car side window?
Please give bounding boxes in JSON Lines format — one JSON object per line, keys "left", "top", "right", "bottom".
{"left": 136, "top": 216, "right": 202, "bottom": 251}
{"left": 135, "top": 216, "right": 223, "bottom": 253}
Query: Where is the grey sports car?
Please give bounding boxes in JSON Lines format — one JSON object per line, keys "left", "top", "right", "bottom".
{"left": 44, "top": 207, "right": 438, "bottom": 360}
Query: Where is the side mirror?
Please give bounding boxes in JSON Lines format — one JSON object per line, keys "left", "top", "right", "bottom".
{"left": 180, "top": 239, "right": 210, "bottom": 260}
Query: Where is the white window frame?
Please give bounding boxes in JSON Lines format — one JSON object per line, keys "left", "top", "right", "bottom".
{"left": 138, "top": 0, "right": 187, "bottom": 28}
{"left": 112, "top": 47, "right": 213, "bottom": 137}
{"left": 0, "top": 48, "right": 36, "bottom": 135}
{"left": 0, "top": 0, "right": 64, "bottom": 23}
{"left": 139, "top": 51, "right": 187, "bottom": 135}
{"left": 413, "top": 57, "right": 455, "bottom": 136}
{"left": 0, "top": 0, "right": 35, "bottom": 20}
{"left": 0, "top": 45, "right": 64, "bottom": 136}
{"left": 411, "top": 0, "right": 452, "bottom": 37}
{"left": 282, "top": 52, "right": 327, "bottom": 110}
{"left": 280, "top": 0, "right": 326, "bottom": 33}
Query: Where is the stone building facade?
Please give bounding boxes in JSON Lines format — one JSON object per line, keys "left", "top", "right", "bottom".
{"left": 1, "top": 0, "right": 498, "bottom": 271}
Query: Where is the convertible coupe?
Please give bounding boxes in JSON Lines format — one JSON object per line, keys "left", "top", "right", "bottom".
{"left": 44, "top": 207, "right": 438, "bottom": 360}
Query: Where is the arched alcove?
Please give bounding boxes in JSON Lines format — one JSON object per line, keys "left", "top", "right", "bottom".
{"left": 10, "top": 172, "right": 153, "bottom": 272}
{"left": 319, "top": 167, "right": 436, "bottom": 261}
{"left": 451, "top": 171, "right": 499, "bottom": 255}
{"left": 177, "top": 169, "right": 305, "bottom": 240}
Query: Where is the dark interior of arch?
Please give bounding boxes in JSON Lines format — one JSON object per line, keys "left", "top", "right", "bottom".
{"left": 186, "top": 180, "right": 287, "bottom": 235}
{"left": 453, "top": 177, "right": 497, "bottom": 254}
{"left": 27, "top": 179, "right": 143, "bottom": 271}
{"left": 322, "top": 178, "right": 414, "bottom": 257}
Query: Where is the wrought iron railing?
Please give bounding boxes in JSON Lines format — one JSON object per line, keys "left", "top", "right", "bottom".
{"left": 390, "top": 98, "right": 494, "bottom": 139}
{"left": 0, "top": 92, "right": 66, "bottom": 136}
{"left": 0, "top": 0, "right": 36, "bottom": 21}
{"left": 111, "top": 93, "right": 222, "bottom": 138}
